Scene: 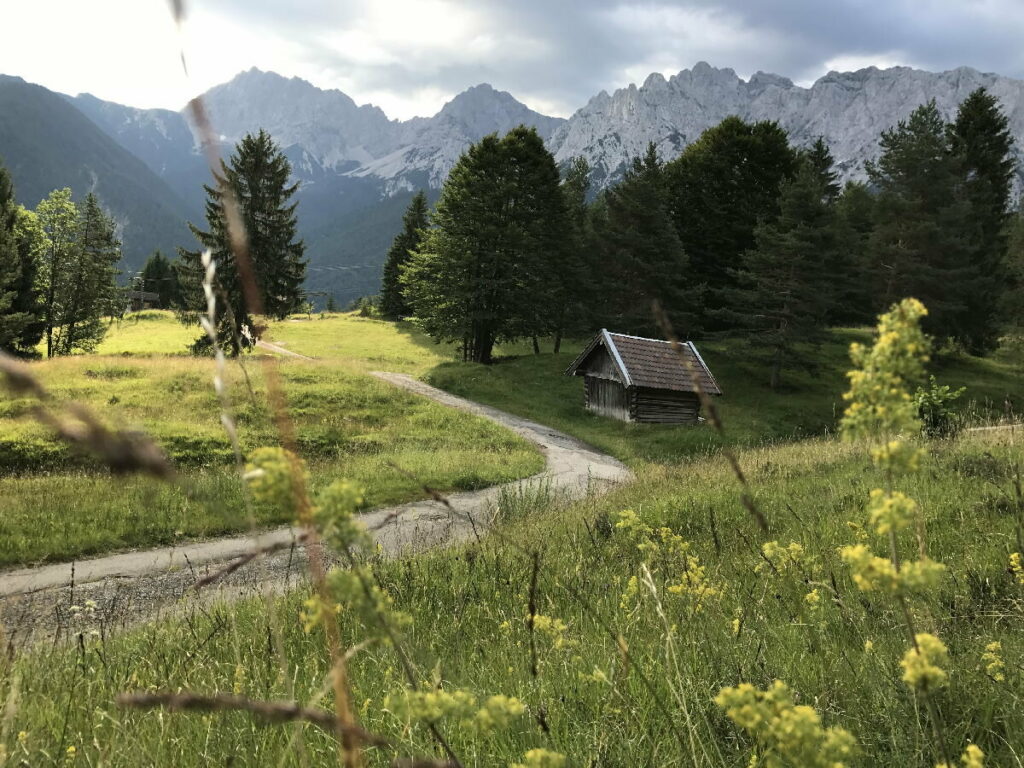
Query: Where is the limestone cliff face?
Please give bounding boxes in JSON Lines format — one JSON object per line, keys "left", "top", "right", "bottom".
{"left": 548, "top": 62, "right": 1024, "bottom": 188}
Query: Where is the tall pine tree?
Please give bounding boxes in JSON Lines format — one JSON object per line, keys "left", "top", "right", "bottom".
{"left": 552, "top": 155, "right": 593, "bottom": 352}
{"left": 52, "top": 193, "right": 121, "bottom": 355}
{"left": 714, "top": 161, "right": 834, "bottom": 389}
{"left": 867, "top": 100, "right": 974, "bottom": 344}
{"left": 1005, "top": 207, "right": 1024, "bottom": 332}
{"left": 804, "top": 137, "right": 841, "bottom": 202}
{"left": 598, "top": 143, "right": 692, "bottom": 334}
{"left": 948, "top": 87, "right": 1015, "bottom": 352}
{"left": 665, "top": 117, "right": 797, "bottom": 326}
{"left": 0, "top": 162, "right": 44, "bottom": 356}
{"left": 402, "top": 126, "right": 567, "bottom": 364}
{"left": 380, "top": 191, "right": 428, "bottom": 320}
{"left": 178, "top": 129, "right": 306, "bottom": 354}
{"left": 831, "top": 181, "right": 877, "bottom": 326}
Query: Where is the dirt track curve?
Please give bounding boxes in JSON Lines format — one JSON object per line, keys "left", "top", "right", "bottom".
{"left": 0, "top": 371, "right": 630, "bottom": 646}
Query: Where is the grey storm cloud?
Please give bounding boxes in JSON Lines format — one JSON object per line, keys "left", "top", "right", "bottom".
{"left": 194, "top": 0, "right": 1024, "bottom": 117}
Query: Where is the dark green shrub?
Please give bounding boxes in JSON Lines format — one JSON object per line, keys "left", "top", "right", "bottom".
{"left": 915, "top": 375, "right": 966, "bottom": 438}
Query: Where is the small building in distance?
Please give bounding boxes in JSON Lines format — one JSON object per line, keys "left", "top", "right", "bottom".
{"left": 564, "top": 330, "right": 722, "bottom": 424}
{"left": 127, "top": 290, "right": 161, "bottom": 312}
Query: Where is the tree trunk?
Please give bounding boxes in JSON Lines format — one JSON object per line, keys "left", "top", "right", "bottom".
{"left": 473, "top": 325, "right": 493, "bottom": 364}
{"left": 532, "top": 336, "right": 540, "bottom": 355}
{"left": 553, "top": 332, "right": 562, "bottom": 354}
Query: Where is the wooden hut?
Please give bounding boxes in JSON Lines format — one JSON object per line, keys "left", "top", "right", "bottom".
{"left": 564, "top": 330, "right": 722, "bottom": 424}
{"left": 127, "top": 290, "right": 161, "bottom": 312}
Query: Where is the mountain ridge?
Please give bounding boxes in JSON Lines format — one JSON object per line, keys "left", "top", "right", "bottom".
{"left": 3, "top": 61, "right": 1023, "bottom": 306}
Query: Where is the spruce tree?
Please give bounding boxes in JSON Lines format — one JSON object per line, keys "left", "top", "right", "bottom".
{"left": 948, "top": 88, "right": 1015, "bottom": 352}
{"left": 714, "top": 161, "right": 834, "bottom": 389}
{"left": 831, "top": 181, "right": 877, "bottom": 326}
{"left": 804, "top": 136, "right": 841, "bottom": 202}
{"left": 53, "top": 193, "right": 121, "bottom": 355}
{"left": 0, "top": 163, "right": 44, "bottom": 356}
{"left": 380, "top": 191, "right": 428, "bottom": 320}
{"left": 35, "top": 188, "right": 79, "bottom": 357}
{"left": 599, "top": 143, "right": 692, "bottom": 334}
{"left": 178, "top": 130, "right": 306, "bottom": 354}
{"left": 1005, "top": 207, "right": 1024, "bottom": 332}
{"left": 866, "top": 100, "right": 974, "bottom": 344}
{"left": 403, "top": 126, "right": 567, "bottom": 364}
{"left": 552, "top": 155, "right": 593, "bottom": 351}
{"left": 665, "top": 117, "right": 797, "bottom": 325}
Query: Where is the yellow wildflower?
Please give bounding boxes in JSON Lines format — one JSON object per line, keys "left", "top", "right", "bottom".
{"left": 981, "top": 642, "right": 1005, "bottom": 682}
{"left": 715, "top": 680, "right": 856, "bottom": 768}
{"left": 900, "top": 633, "right": 949, "bottom": 691}
{"left": 864, "top": 640, "right": 874, "bottom": 653}
{"left": 867, "top": 489, "right": 917, "bottom": 535}
{"left": 475, "top": 695, "right": 526, "bottom": 730}
{"left": 244, "top": 447, "right": 308, "bottom": 518}
{"left": 839, "top": 545, "right": 899, "bottom": 592}
{"left": 840, "top": 298, "right": 929, "bottom": 446}
{"left": 511, "top": 748, "right": 567, "bottom": 768}
{"left": 805, "top": 589, "right": 822, "bottom": 610}
{"left": 898, "top": 557, "right": 947, "bottom": 592}
{"left": 1010, "top": 552, "right": 1024, "bottom": 585}
{"left": 232, "top": 663, "right": 246, "bottom": 694}
{"left": 532, "top": 614, "right": 570, "bottom": 650}
{"left": 961, "top": 744, "right": 985, "bottom": 768}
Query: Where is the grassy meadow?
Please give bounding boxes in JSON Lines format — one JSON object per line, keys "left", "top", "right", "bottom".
{"left": 4, "top": 429, "right": 1022, "bottom": 766}
{"left": 0, "top": 312, "right": 541, "bottom": 565}
{"left": 429, "top": 329, "right": 1022, "bottom": 466}
{"left": 2, "top": 309, "right": 1024, "bottom": 766}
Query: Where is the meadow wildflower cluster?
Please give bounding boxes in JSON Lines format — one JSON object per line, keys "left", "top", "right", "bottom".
{"left": 713, "top": 680, "right": 857, "bottom": 768}
{"left": 385, "top": 688, "right": 526, "bottom": 731}
{"left": 612, "top": 508, "right": 723, "bottom": 613}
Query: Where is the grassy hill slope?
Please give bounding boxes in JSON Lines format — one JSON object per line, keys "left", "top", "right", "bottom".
{"left": 0, "top": 76, "right": 193, "bottom": 270}
{"left": 6, "top": 427, "right": 1021, "bottom": 766}
{"left": 428, "top": 330, "right": 1022, "bottom": 466}
{"left": 0, "top": 313, "right": 538, "bottom": 565}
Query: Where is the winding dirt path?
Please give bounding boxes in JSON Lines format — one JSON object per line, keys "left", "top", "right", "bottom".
{"left": 0, "top": 373, "right": 629, "bottom": 646}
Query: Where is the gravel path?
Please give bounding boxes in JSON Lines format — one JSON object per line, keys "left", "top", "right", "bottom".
{"left": 0, "top": 373, "right": 629, "bottom": 647}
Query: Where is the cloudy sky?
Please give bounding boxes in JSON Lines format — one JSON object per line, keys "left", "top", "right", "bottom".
{"left": 3, "top": 0, "right": 1024, "bottom": 119}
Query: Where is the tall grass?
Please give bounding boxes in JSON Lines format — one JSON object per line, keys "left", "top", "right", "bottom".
{"left": 3, "top": 430, "right": 1021, "bottom": 765}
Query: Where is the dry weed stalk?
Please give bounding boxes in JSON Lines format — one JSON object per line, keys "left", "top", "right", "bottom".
{"left": 116, "top": 691, "right": 388, "bottom": 745}
{"left": 164, "top": 1, "right": 360, "bottom": 763}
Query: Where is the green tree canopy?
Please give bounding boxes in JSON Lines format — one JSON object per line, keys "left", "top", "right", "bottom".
{"left": 831, "top": 180, "right": 877, "bottom": 326}
{"left": 178, "top": 129, "right": 306, "bottom": 354}
{"left": 34, "top": 189, "right": 121, "bottom": 356}
{"left": 0, "top": 162, "right": 45, "bottom": 356}
{"left": 948, "top": 87, "right": 1015, "bottom": 351}
{"left": 713, "top": 160, "right": 835, "bottom": 388}
{"left": 665, "top": 116, "right": 797, "bottom": 324}
{"left": 402, "top": 126, "right": 567, "bottom": 364}
{"left": 866, "top": 100, "right": 975, "bottom": 345}
{"left": 380, "top": 190, "right": 428, "bottom": 320}
{"left": 551, "top": 155, "right": 595, "bottom": 351}
{"left": 596, "top": 143, "right": 693, "bottom": 335}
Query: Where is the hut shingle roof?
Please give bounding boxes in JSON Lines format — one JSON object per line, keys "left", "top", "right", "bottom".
{"left": 565, "top": 330, "right": 722, "bottom": 396}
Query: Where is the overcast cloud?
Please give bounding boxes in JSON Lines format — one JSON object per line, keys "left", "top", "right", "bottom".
{"left": 3, "top": 0, "right": 1024, "bottom": 119}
